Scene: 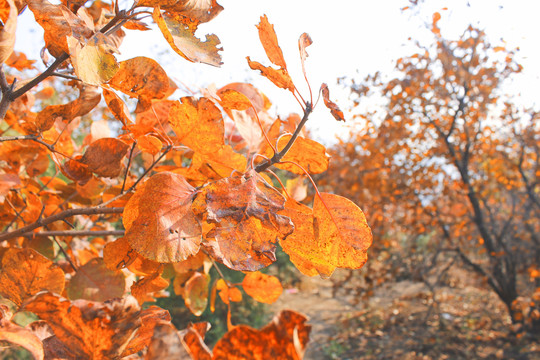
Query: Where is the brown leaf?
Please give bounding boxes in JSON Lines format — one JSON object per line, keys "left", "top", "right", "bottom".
{"left": 153, "top": 8, "right": 222, "bottom": 67}
{"left": 0, "top": 248, "right": 65, "bottom": 307}
{"left": 61, "top": 155, "right": 92, "bottom": 184}
{"left": 123, "top": 172, "right": 202, "bottom": 263}
{"left": 0, "top": 305, "right": 44, "bottom": 360}
{"left": 184, "top": 272, "right": 210, "bottom": 316}
{"left": 256, "top": 15, "right": 287, "bottom": 70}
{"left": 320, "top": 83, "right": 345, "bottom": 121}
{"left": 108, "top": 57, "right": 170, "bottom": 109}
{"left": 27, "top": 0, "right": 93, "bottom": 58}
{"left": 169, "top": 96, "right": 225, "bottom": 154}
{"left": 145, "top": 321, "right": 191, "bottom": 359}
{"left": 299, "top": 32, "right": 313, "bottom": 79}
{"left": 242, "top": 271, "right": 283, "bottom": 304}
{"left": 247, "top": 56, "right": 295, "bottom": 92}
{"left": 0, "top": 0, "right": 17, "bottom": 64}
{"left": 66, "top": 258, "right": 126, "bottom": 302}
{"left": 138, "top": 0, "right": 224, "bottom": 24}
{"left": 122, "top": 306, "right": 171, "bottom": 357}
{"left": 24, "top": 293, "right": 142, "bottom": 360}
{"left": 80, "top": 137, "right": 129, "bottom": 178}
{"left": 213, "top": 310, "right": 311, "bottom": 360}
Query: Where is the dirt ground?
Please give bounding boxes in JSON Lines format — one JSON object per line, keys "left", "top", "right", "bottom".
{"left": 271, "top": 269, "right": 540, "bottom": 360}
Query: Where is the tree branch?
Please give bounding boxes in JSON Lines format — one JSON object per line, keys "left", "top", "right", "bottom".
{"left": 25, "top": 230, "right": 125, "bottom": 238}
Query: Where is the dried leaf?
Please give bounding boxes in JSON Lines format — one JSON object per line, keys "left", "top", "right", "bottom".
{"left": 103, "top": 237, "right": 138, "bottom": 271}
{"left": 298, "top": 33, "right": 313, "bottom": 79}
{"left": 24, "top": 293, "right": 141, "bottom": 359}
{"left": 153, "top": 8, "right": 222, "bottom": 67}
{"left": 217, "top": 89, "right": 252, "bottom": 111}
{"left": 180, "top": 322, "right": 212, "bottom": 360}
{"left": 0, "top": 0, "right": 17, "bottom": 64}
{"left": 123, "top": 172, "right": 202, "bottom": 263}
{"left": 0, "top": 305, "right": 44, "bottom": 360}
{"left": 66, "top": 258, "right": 125, "bottom": 302}
{"left": 61, "top": 155, "right": 92, "bottom": 184}
{"left": 213, "top": 310, "right": 311, "bottom": 360}
{"left": 169, "top": 96, "right": 225, "bottom": 154}
{"left": 122, "top": 306, "right": 171, "bottom": 357}
{"left": 256, "top": 15, "right": 287, "bottom": 69}
{"left": 102, "top": 88, "right": 133, "bottom": 127}
{"left": 131, "top": 271, "right": 169, "bottom": 304}
{"left": 80, "top": 137, "right": 129, "bottom": 178}
{"left": 215, "top": 279, "right": 242, "bottom": 305}
{"left": 320, "top": 83, "right": 344, "bottom": 121}
{"left": 247, "top": 56, "right": 294, "bottom": 92}
{"left": 263, "top": 135, "right": 329, "bottom": 175}
{"left": 145, "top": 322, "right": 191, "bottom": 359}
{"left": 184, "top": 272, "right": 210, "bottom": 316}
{"left": 0, "top": 248, "right": 65, "bottom": 307}
{"left": 242, "top": 271, "right": 282, "bottom": 304}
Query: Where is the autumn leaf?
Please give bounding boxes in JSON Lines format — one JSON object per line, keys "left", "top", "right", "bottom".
{"left": 145, "top": 321, "right": 191, "bottom": 359}
{"left": 217, "top": 89, "right": 252, "bottom": 111}
{"left": 24, "top": 293, "right": 142, "bottom": 359}
{"left": 215, "top": 279, "right": 242, "bottom": 305}
{"left": 66, "top": 258, "right": 126, "bottom": 302}
{"left": 183, "top": 271, "right": 210, "bottom": 316}
{"left": 103, "top": 237, "right": 138, "bottom": 271}
{"left": 27, "top": 0, "right": 93, "bottom": 58}
{"left": 169, "top": 96, "right": 225, "bottom": 154}
{"left": 280, "top": 194, "right": 372, "bottom": 278}
{"left": 122, "top": 306, "right": 171, "bottom": 357}
{"left": 298, "top": 32, "right": 313, "bottom": 79}
{"left": 262, "top": 135, "right": 330, "bottom": 174}
{"left": 0, "top": 304, "right": 44, "bottom": 360}
{"left": 180, "top": 322, "right": 212, "bottom": 360}
{"left": 33, "top": 86, "right": 101, "bottom": 133}
{"left": 0, "top": 248, "right": 65, "bottom": 307}
{"left": 213, "top": 310, "right": 311, "bottom": 360}
{"left": 67, "top": 33, "right": 119, "bottom": 86}
{"left": 190, "top": 145, "right": 247, "bottom": 179}
{"left": 320, "top": 83, "right": 345, "bottom": 121}
{"left": 138, "top": 0, "right": 224, "bottom": 24}
{"left": 247, "top": 56, "right": 295, "bottom": 92}
{"left": 256, "top": 15, "right": 287, "bottom": 70}
{"left": 242, "top": 271, "right": 283, "bottom": 304}
{"left": 153, "top": 7, "right": 222, "bottom": 67}
{"left": 131, "top": 270, "right": 169, "bottom": 304}
{"left": 80, "top": 137, "right": 129, "bottom": 178}
{"left": 61, "top": 155, "right": 92, "bottom": 184}
{"left": 123, "top": 172, "right": 202, "bottom": 263}
{"left": 102, "top": 88, "right": 133, "bottom": 127}
{"left": 0, "top": 0, "right": 17, "bottom": 64}
{"left": 108, "top": 57, "right": 170, "bottom": 111}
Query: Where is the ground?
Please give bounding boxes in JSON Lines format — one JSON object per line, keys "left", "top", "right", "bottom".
{"left": 271, "top": 268, "right": 540, "bottom": 360}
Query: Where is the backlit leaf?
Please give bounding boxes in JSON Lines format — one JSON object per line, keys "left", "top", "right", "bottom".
{"left": 24, "top": 293, "right": 141, "bottom": 360}
{"left": 184, "top": 271, "right": 210, "bottom": 316}
{"left": 256, "top": 15, "right": 287, "bottom": 70}
{"left": 263, "top": 135, "right": 329, "bottom": 174}
{"left": 153, "top": 8, "right": 222, "bottom": 67}
{"left": 0, "top": 248, "right": 65, "bottom": 307}
{"left": 242, "top": 271, "right": 283, "bottom": 304}
{"left": 0, "top": 0, "right": 17, "bottom": 64}
{"left": 66, "top": 258, "right": 125, "bottom": 302}
{"left": 320, "top": 83, "right": 345, "bottom": 121}
{"left": 102, "top": 88, "right": 133, "bottom": 127}
{"left": 218, "top": 89, "right": 252, "bottom": 111}
{"left": 67, "top": 32, "right": 119, "bottom": 86}
{"left": 213, "top": 310, "right": 311, "bottom": 360}
{"left": 247, "top": 57, "right": 294, "bottom": 92}
{"left": 215, "top": 279, "right": 242, "bottom": 305}
{"left": 80, "top": 137, "right": 129, "bottom": 178}
{"left": 298, "top": 32, "right": 313, "bottom": 79}
{"left": 123, "top": 172, "right": 201, "bottom": 263}
{"left": 169, "top": 96, "right": 224, "bottom": 154}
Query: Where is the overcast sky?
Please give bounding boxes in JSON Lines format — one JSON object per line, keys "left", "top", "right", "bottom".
{"left": 16, "top": 0, "right": 540, "bottom": 142}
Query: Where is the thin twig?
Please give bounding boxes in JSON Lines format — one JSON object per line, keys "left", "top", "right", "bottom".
{"left": 25, "top": 230, "right": 125, "bottom": 238}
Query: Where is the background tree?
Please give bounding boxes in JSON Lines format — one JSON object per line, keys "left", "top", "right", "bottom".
{"left": 0, "top": 0, "right": 373, "bottom": 358}
{"left": 326, "top": 18, "right": 539, "bottom": 332}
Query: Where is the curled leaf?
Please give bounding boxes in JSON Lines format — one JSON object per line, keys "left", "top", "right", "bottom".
{"left": 320, "top": 83, "right": 345, "bottom": 121}
{"left": 0, "top": 0, "right": 17, "bottom": 64}
{"left": 247, "top": 57, "right": 294, "bottom": 92}
{"left": 256, "top": 14, "right": 287, "bottom": 69}
{"left": 299, "top": 32, "right": 313, "bottom": 79}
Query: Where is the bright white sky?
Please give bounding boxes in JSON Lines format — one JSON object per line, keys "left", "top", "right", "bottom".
{"left": 16, "top": 0, "right": 540, "bottom": 142}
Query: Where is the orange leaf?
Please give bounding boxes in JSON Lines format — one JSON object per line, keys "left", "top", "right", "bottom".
{"left": 247, "top": 56, "right": 295, "bottom": 92}
{"left": 61, "top": 155, "right": 92, "bottom": 184}
{"left": 123, "top": 172, "right": 201, "bottom": 263}
{"left": 242, "top": 271, "right": 283, "bottom": 304}
{"left": 66, "top": 258, "right": 125, "bottom": 302}
{"left": 80, "top": 137, "right": 129, "bottom": 178}
{"left": 5, "top": 51, "right": 36, "bottom": 71}
{"left": 137, "top": 134, "right": 163, "bottom": 156}
{"left": 152, "top": 7, "right": 222, "bottom": 67}
{"left": 24, "top": 293, "right": 142, "bottom": 359}
{"left": 320, "top": 83, "right": 345, "bottom": 121}
{"left": 102, "top": 88, "right": 133, "bottom": 127}
{"left": 213, "top": 310, "right": 311, "bottom": 360}
{"left": 190, "top": 145, "right": 247, "bottom": 179}
{"left": 0, "top": 0, "right": 17, "bottom": 64}
{"left": 169, "top": 96, "right": 225, "bottom": 154}
{"left": 0, "top": 248, "right": 65, "bottom": 307}
{"left": 180, "top": 322, "right": 212, "bottom": 360}
{"left": 34, "top": 86, "right": 101, "bottom": 133}
{"left": 217, "top": 89, "right": 252, "bottom": 111}
{"left": 264, "top": 135, "right": 329, "bottom": 174}
{"left": 122, "top": 306, "right": 171, "bottom": 357}
{"left": 131, "top": 270, "right": 169, "bottom": 304}
{"left": 216, "top": 279, "right": 242, "bottom": 305}
{"left": 184, "top": 272, "right": 210, "bottom": 316}
{"left": 145, "top": 322, "right": 191, "bottom": 359}
{"left": 256, "top": 15, "right": 287, "bottom": 69}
